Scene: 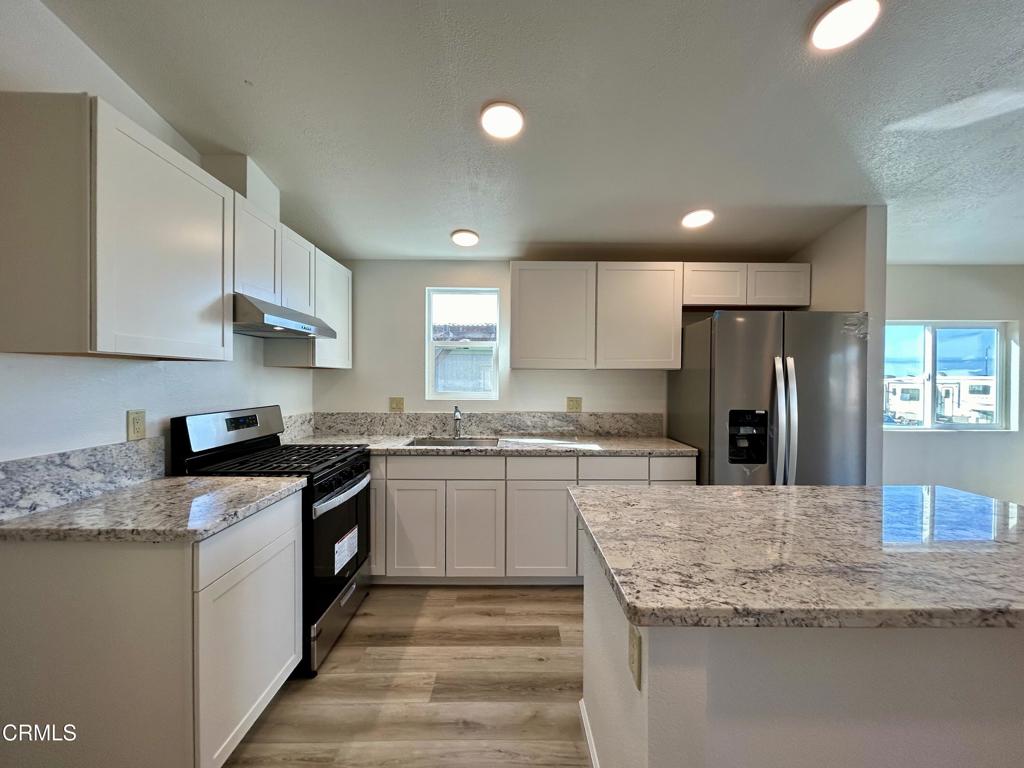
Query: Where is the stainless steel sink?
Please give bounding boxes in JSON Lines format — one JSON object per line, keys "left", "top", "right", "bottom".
{"left": 407, "top": 437, "right": 499, "bottom": 447}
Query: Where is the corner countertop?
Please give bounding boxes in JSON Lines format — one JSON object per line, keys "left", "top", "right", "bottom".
{"left": 0, "top": 476, "right": 306, "bottom": 544}
{"left": 571, "top": 484, "right": 1024, "bottom": 629}
{"left": 294, "top": 434, "right": 698, "bottom": 457}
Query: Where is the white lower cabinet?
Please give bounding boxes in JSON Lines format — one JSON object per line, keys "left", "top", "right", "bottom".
{"left": 506, "top": 481, "right": 578, "bottom": 577}
{"left": 368, "top": 478, "right": 386, "bottom": 575}
{"left": 446, "top": 481, "right": 506, "bottom": 577}
{"left": 386, "top": 480, "right": 446, "bottom": 576}
{"left": 195, "top": 526, "right": 301, "bottom": 768}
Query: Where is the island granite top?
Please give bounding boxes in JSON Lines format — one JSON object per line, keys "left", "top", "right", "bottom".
{"left": 571, "top": 484, "right": 1023, "bottom": 629}
{"left": 0, "top": 475, "right": 306, "bottom": 544}
{"left": 294, "top": 434, "right": 697, "bottom": 457}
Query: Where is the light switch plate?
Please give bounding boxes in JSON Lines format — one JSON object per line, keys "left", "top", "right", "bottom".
{"left": 388, "top": 397, "right": 405, "bottom": 413}
{"left": 566, "top": 396, "right": 583, "bottom": 413}
{"left": 126, "top": 410, "right": 146, "bottom": 441}
{"left": 628, "top": 624, "right": 642, "bottom": 690}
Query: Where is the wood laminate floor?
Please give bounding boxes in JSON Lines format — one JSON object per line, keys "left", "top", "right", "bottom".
{"left": 229, "top": 586, "right": 587, "bottom": 767}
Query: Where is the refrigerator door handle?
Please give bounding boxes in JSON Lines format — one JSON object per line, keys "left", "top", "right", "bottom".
{"left": 774, "top": 356, "right": 787, "bottom": 486}
{"left": 786, "top": 356, "right": 799, "bottom": 486}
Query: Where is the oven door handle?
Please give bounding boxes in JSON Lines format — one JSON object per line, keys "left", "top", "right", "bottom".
{"left": 312, "top": 473, "right": 371, "bottom": 520}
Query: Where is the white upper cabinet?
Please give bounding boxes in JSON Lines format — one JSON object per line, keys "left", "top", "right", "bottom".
{"left": 0, "top": 93, "right": 234, "bottom": 360}
{"left": 683, "top": 262, "right": 748, "bottom": 306}
{"left": 511, "top": 261, "right": 597, "bottom": 369}
{"left": 233, "top": 193, "right": 281, "bottom": 304}
{"left": 746, "top": 263, "right": 811, "bottom": 306}
{"left": 596, "top": 262, "right": 682, "bottom": 369}
{"left": 280, "top": 226, "right": 315, "bottom": 315}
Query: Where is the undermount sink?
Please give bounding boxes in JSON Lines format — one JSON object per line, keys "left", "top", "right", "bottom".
{"left": 407, "top": 437, "right": 499, "bottom": 447}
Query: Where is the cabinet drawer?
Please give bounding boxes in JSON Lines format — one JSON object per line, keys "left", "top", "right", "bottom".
{"left": 506, "top": 457, "right": 577, "bottom": 481}
{"left": 650, "top": 457, "right": 697, "bottom": 481}
{"left": 194, "top": 491, "right": 302, "bottom": 591}
{"left": 650, "top": 480, "right": 697, "bottom": 486}
{"left": 578, "top": 456, "right": 649, "bottom": 481}
{"left": 387, "top": 456, "right": 505, "bottom": 480}
{"left": 577, "top": 480, "right": 649, "bottom": 486}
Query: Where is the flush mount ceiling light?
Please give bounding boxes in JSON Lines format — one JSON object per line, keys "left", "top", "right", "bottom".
{"left": 480, "top": 102, "right": 524, "bottom": 139}
{"left": 810, "top": 0, "right": 881, "bottom": 51}
{"left": 451, "top": 229, "right": 480, "bottom": 247}
{"left": 681, "top": 209, "right": 715, "bottom": 229}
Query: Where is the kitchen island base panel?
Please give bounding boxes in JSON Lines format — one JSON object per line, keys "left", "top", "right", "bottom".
{"left": 581, "top": 540, "right": 1024, "bottom": 768}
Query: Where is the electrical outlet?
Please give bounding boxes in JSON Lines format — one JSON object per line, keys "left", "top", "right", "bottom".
{"left": 628, "top": 624, "right": 642, "bottom": 690}
{"left": 388, "top": 397, "right": 405, "bottom": 414}
{"left": 566, "top": 396, "right": 583, "bottom": 413}
{"left": 126, "top": 410, "right": 146, "bottom": 441}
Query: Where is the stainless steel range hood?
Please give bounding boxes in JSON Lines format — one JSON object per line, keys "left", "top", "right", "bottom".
{"left": 232, "top": 293, "right": 337, "bottom": 339}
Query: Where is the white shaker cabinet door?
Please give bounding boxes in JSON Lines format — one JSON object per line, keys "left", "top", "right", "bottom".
{"left": 511, "top": 261, "right": 596, "bottom": 369}
{"left": 596, "top": 261, "right": 683, "bottom": 369}
{"left": 682, "top": 262, "right": 747, "bottom": 306}
{"left": 386, "top": 480, "right": 446, "bottom": 576}
{"left": 280, "top": 226, "right": 316, "bottom": 316}
{"left": 506, "top": 481, "right": 577, "bottom": 577}
{"left": 446, "top": 480, "right": 506, "bottom": 577}
{"left": 746, "top": 262, "right": 811, "bottom": 306}
{"left": 314, "top": 250, "right": 352, "bottom": 369}
{"left": 232, "top": 193, "right": 281, "bottom": 305}
{"left": 93, "top": 100, "right": 234, "bottom": 360}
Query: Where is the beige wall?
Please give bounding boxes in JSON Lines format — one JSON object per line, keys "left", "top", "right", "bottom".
{"left": 313, "top": 260, "right": 668, "bottom": 414}
{"left": 792, "top": 206, "right": 888, "bottom": 484}
{"left": 884, "top": 265, "right": 1024, "bottom": 503}
{"left": 0, "top": 0, "right": 311, "bottom": 461}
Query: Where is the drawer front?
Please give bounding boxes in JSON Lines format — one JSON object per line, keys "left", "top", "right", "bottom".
{"left": 650, "top": 457, "right": 697, "bottom": 481}
{"left": 577, "top": 479, "right": 649, "bottom": 486}
{"left": 194, "top": 491, "right": 302, "bottom": 591}
{"left": 506, "top": 457, "right": 577, "bottom": 481}
{"left": 650, "top": 480, "right": 697, "bottom": 486}
{"left": 387, "top": 455, "right": 505, "bottom": 480}
{"left": 578, "top": 456, "right": 649, "bottom": 481}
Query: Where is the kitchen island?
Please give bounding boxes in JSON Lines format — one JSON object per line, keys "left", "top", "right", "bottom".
{"left": 571, "top": 484, "right": 1024, "bottom": 768}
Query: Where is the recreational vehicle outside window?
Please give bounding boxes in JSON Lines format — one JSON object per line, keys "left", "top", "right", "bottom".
{"left": 883, "top": 321, "right": 1015, "bottom": 430}
{"left": 425, "top": 287, "right": 500, "bottom": 400}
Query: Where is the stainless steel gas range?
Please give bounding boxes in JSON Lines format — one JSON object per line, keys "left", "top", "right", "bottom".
{"left": 170, "top": 405, "right": 369, "bottom": 675}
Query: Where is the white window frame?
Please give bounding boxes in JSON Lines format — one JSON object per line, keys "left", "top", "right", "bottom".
{"left": 884, "top": 320, "right": 1013, "bottom": 431}
{"left": 425, "top": 287, "right": 499, "bottom": 401}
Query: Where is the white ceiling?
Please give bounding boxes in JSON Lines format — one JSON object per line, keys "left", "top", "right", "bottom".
{"left": 42, "top": 0, "right": 1024, "bottom": 264}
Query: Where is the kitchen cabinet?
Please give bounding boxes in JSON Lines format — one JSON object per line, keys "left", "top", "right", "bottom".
{"left": 386, "top": 480, "right": 446, "bottom": 576}
{"left": 263, "top": 248, "right": 352, "bottom": 369}
{"left": 596, "top": 261, "right": 683, "bottom": 369}
{"left": 506, "top": 481, "right": 578, "bottom": 577}
{"left": 446, "top": 480, "right": 506, "bottom": 577}
{"left": 683, "top": 262, "right": 748, "bottom": 306}
{"left": 746, "top": 262, "right": 811, "bottom": 306}
{"left": 234, "top": 194, "right": 282, "bottom": 304}
{"left": 511, "top": 261, "right": 597, "bottom": 369}
{"left": 280, "top": 226, "right": 316, "bottom": 315}
{"left": 368, "top": 478, "right": 387, "bottom": 576}
{"left": 0, "top": 93, "right": 234, "bottom": 360}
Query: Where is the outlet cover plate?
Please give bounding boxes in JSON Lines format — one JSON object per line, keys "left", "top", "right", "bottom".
{"left": 566, "top": 396, "right": 583, "bottom": 413}
{"left": 126, "top": 410, "right": 146, "bottom": 441}
{"left": 389, "top": 397, "right": 405, "bottom": 414}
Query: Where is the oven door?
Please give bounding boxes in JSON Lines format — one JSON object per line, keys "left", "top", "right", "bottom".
{"left": 311, "top": 472, "right": 371, "bottom": 587}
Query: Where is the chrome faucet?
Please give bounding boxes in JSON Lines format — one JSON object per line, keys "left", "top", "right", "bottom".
{"left": 453, "top": 405, "right": 463, "bottom": 439}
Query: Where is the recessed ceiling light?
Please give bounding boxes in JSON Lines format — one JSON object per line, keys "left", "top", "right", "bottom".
{"left": 681, "top": 209, "right": 715, "bottom": 229}
{"left": 451, "top": 229, "right": 480, "bottom": 247}
{"left": 810, "top": 0, "right": 881, "bottom": 51}
{"left": 480, "top": 102, "right": 524, "bottom": 139}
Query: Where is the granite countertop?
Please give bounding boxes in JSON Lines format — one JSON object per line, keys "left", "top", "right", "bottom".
{"left": 0, "top": 476, "right": 306, "bottom": 544}
{"left": 295, "top": 434, "right": 697, "bottom": 457}
{"left": 571, "top": 484, "right": 1023, "bottom": 629}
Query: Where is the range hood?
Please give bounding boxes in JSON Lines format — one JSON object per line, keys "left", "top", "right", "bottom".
{"left": 232, "top": 293, "right": 337, "bottom": 339}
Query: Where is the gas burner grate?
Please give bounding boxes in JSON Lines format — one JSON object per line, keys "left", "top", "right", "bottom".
{"left": 205, "top": 443, "right": 367, "bottom": 476}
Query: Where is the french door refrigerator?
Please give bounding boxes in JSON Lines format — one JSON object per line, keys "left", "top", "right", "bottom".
{"left": 667, "top": 311, "right": 868, "bottom": 485}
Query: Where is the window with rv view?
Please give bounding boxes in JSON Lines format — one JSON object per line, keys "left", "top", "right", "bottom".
{"left": 884, "top": 322, "right": 1005, "bottom": 429}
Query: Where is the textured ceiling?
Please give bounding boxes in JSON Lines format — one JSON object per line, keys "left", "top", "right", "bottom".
{"left": 41, "top": 0, "right": 1024, "bottom": 263}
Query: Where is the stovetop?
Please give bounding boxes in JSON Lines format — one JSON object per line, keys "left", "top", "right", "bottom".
{"left": 202, "top": 443, "right": 367, "bottom": 478}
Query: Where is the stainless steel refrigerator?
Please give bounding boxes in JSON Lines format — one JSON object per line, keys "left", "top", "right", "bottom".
{"left": 667, "top": 311, "right": 868, "bottom": 485}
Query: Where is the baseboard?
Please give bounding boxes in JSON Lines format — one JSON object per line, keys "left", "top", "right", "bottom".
{"left": 369, "top": 576, "right": 583, "bottom": 586}
{"left": 579, "top": 697, "right": 600, "bottom": 768}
